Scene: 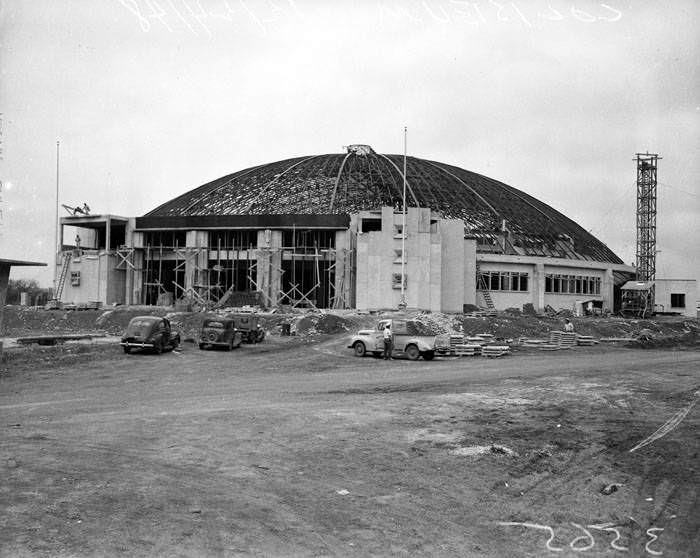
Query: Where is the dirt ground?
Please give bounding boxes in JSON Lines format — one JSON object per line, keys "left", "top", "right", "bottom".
{"left": 1, "top": 311, "right": 699, "bottom": 557}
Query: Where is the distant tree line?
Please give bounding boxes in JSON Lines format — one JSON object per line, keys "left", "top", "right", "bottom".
{"left": 4, "top": 279, "right": 51, "bottom": 306}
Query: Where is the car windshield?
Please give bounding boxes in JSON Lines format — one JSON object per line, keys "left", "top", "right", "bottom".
{"left": 128, "top": 318, "right": 158, "bottom": 329}
{"left": 125, "top": 318, "right": 160, "bottom": 336}
{"left": 204, "top": 321, "right": 226, "bottom": 329}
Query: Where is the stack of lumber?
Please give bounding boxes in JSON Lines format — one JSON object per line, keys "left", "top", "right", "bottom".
{"left": 549, "top": 331, "right": 577, "bottom": 348}
{"left": 465, "top": 336, "right": 487, "bottom": 344}
{"left": 444, "top": 335, "right": 484, "bottom": 356}
{"left": 519, "top": 337, "right": 547, "bottom": 347}
{"left": 482, "top": 345, "right": 510, "bottom": 357}
{"left": 459, "top": 344, "right": 483, "bottom": 356}
{"left": 576, "top": 335, "right": 597, "bottom": 346}
{"left": 464, "top": 309, "right": 497, "bottom": 318}
{"left": 475, "top": 333, "right": 495, "bottom": 343}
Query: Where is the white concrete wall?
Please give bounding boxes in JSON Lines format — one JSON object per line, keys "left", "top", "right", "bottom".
{"left": 355, "top": 207, "right": 475, "bottom": 313}
{"left": 476, "top": 255, "right": 633, "bottom": 312}
{"left": 463, "top": 239, "right": 477, "bottom": 308}
{"left": 655, "top": 279, "right": 697, "bottom": 317}
{"left": 60, "top": 252, "right": 126, "bottom": 305}
{"left": 438, "top": 220, "right": 467, "bottom": 313}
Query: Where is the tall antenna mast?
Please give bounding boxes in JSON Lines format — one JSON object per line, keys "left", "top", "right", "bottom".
{"left": 400, "top": 126, "right": 407, "bottom": 309}
{"left": 54, "top": 140, "right": 60, "bottom": 293}
{"left": 635, "top": 152, "right": 660, "bottom": 310}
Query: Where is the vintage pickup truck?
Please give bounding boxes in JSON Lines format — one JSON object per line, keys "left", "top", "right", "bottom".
{"left": 348, "top": 318, "right": 450, "bottom": 360}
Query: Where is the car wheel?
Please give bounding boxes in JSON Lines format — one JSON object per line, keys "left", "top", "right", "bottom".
{"left": 422, "top": 350, "right": 435, "bottom": 361}
{"left": 405, "top": 344, "right": 420, "bottom": 360}
{"left": 154, "top": 339, "right": 163, "bottom": 355}
{"left": 353, "top": 342, "right": 367, "bottom": 357}
{"left": 123, "top": 346, "right": 131, "bottom": 354}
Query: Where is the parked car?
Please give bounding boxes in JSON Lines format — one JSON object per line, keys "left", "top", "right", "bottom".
{"left": 228, "top": 313, "right": 265, "bottom": 343}
{"left": 120, "top": 316, "right": 180, "bottom": 354}
{"left": 199, "top": 317, "right": 243, "bottom": 350}
{"left": 348, "top": 318, "right": 449, "bottom": 360}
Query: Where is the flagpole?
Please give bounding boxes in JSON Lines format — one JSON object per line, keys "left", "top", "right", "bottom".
{"left": 54, "top": 140, "right": 60, "bottom": 295}
{"left": 400, "top": 126, "right": 407, "bottom": 309}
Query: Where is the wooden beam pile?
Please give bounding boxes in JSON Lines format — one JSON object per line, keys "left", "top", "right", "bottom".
{"left": 482, "top": 345, "right": 511, "bottom": 357}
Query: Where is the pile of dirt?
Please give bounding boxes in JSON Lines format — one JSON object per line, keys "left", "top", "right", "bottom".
{"left": 294, "top": 313, "right": 354, "bottom": 335}
{"left": 3, "top": 305, "right": 697, "bottom": 347}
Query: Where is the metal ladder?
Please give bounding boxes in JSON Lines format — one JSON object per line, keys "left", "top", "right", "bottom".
{"left": 55, "top": 255, "right": 70, "bottom": 301}
{"left": 475, "top": 260, "right": 495, "bottom": 310}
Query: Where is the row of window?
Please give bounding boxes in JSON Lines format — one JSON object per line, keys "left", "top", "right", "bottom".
{"left": 545, "top": 274, "right": 601, "bottom": 295}
{"left": 477, "top": 272, "right": 529, "bottom": 292}
{"left": 144, "top": 230, "right": 336, "bottom": 251}
{"left": 476, "top": 271, "right": 604, "bottom": 295}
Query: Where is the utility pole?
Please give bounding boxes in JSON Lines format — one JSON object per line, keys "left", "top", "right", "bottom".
{"left": 54, "top": 141, "right": 60, "bottom": 296}
{"left": 399, "top": 126, "right": 407, "bottom": 309}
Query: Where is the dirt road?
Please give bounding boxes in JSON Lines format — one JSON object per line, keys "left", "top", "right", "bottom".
{"left": 1, "top": 336, "right": 699, "bottom": 557}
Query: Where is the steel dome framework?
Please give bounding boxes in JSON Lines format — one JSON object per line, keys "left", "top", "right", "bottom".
{"left": 146, "top": 145, "right": 622, "bottom": 264}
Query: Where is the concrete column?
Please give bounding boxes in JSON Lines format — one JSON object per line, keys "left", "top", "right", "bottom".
{"left": 603, "top": 268, "right": 614, "bottom": 312}
{"left": 185, "top": 231, "right": 209, "bottom": 294}
{"left": 131, "top": 250, "right": 144, "bottom": 304}
{"left": 256, "top": 229, "right": 282, "bottom": 307}
{"left": 534, "top": 262, "right": 545, "bottom": 310}
{"left": 463, "top": 239, "right": 477, "bottom": 308}
{"left": 128, "top": 230, "right": 144, "bottom": 305}
{"left": 438, "top": 220, "right": 466, "bottom": 313}
{"left": 334, "top": 230, "right": 354, "bottom": 309}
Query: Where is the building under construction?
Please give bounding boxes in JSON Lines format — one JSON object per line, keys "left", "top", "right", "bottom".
{"left": 57, "top": 144, "right": 669, "bottom": 314}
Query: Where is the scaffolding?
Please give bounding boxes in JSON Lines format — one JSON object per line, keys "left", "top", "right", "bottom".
{"left": 128, "top": 232, "right": 354, "bottom": 310}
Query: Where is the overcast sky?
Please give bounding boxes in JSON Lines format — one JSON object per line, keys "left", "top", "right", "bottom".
{"left": 1, "top": 0, "right": 698, "bottom": 288}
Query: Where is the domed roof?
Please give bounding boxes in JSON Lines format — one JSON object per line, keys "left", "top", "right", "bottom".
{"left": 146, "top": 145, "right": 621, "bottom": 263}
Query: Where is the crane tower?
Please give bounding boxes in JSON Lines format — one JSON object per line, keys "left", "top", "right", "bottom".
{"left": 635, "top": 152, "right": 660, "bottom": 311}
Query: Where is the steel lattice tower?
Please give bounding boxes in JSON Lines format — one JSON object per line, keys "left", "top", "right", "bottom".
{"left": 635, "top": 152, "right": 660, "bottom": 305}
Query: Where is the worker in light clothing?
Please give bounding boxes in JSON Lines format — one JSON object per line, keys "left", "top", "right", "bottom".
{"left": 564, "top": 318, "right": 574, "bottom": 332}
{"left": 382, "top": 323, "right": 393, "bottom": 360}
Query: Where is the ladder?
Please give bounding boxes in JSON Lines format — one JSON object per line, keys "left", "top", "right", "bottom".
{"left": 475, "top": 260, "right": 495, "bottom": 310}
{"left": 55, "top": 255, "right": 70, "bottom": 301}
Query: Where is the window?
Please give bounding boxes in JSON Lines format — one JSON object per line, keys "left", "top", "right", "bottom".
{"left": 392, "top": 273, "right": 406, "bottom": 290}
{"left": 476, "top": 271, "right": 529, "bottom": 292}
{"left": 361, "top": 219, "right": 382, "bottom": 232}
{"left": 670, "top": 293, "right": 685, "bottom": 308}
{"left": 393, "top": 249, "right": 404, "bottom": 263}
{"left": 393, "top": 224, "right": 404, "bottom": 238}
{"left": 545, "top": 274, "right": 601, "bottom": 295}
{"left": 70, "top": 271, "right": 80, "bottom": 286}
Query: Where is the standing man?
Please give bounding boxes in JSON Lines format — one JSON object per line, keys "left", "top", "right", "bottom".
{"left": 383, "top": 322, "right": 393, "bottom": 360}
{"left": 564, "top": 318, "right": 574, "bottom": 332}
